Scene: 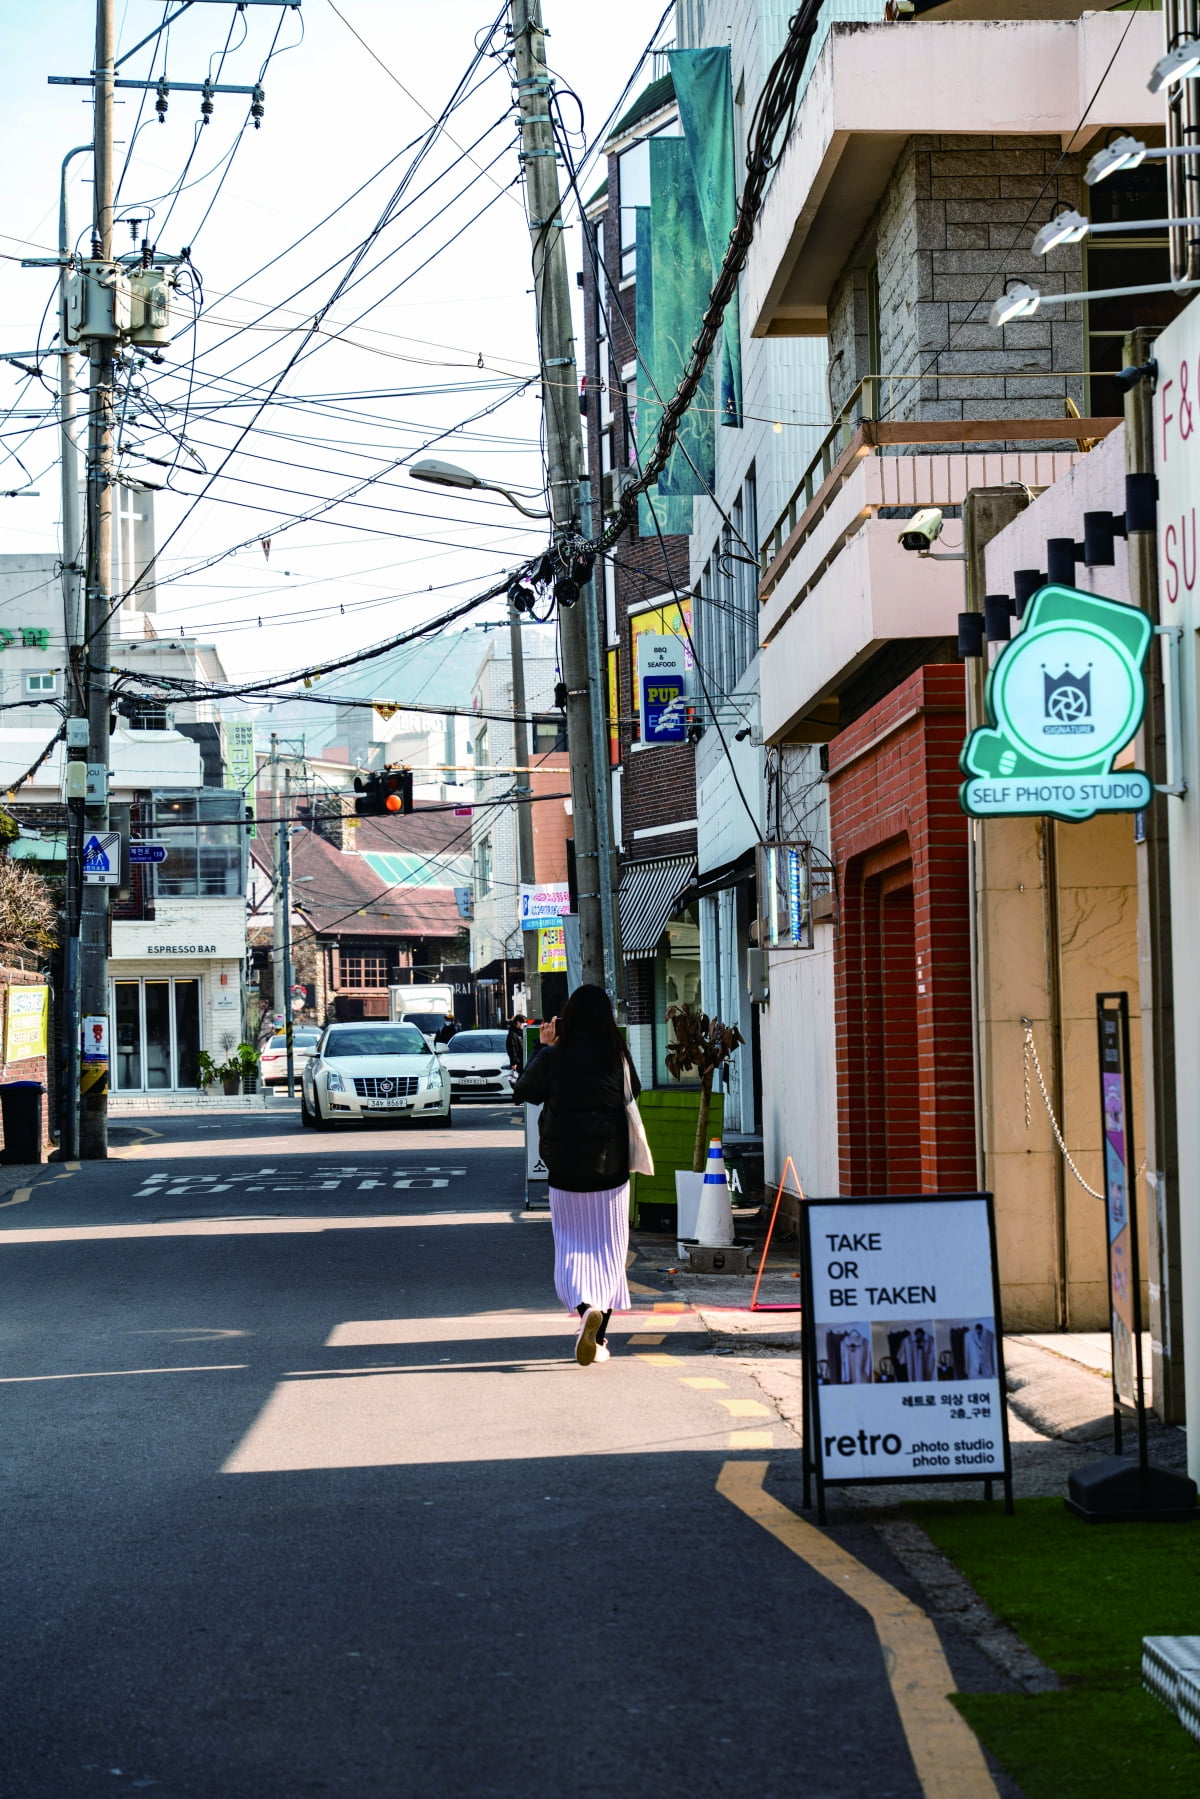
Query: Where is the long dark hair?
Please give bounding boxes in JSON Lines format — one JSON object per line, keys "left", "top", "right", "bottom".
{"left": 555, "top": 983, "right": 628, "bottom": 1071}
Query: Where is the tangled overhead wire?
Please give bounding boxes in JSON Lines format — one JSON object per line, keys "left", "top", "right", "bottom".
{"left": 506, "top": 539, "right": 595, "bottom": 617}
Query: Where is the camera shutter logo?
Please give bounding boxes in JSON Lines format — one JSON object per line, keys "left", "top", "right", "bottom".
{"left": 1042, "top": 664, "right": 1093, "bottom": 735}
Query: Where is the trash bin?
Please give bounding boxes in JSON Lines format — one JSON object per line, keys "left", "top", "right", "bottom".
{"left": 0, "top": 1081, "right": 44, "bottom": 1165}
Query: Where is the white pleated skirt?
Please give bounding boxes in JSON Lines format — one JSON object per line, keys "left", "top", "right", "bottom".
{"left": 548, "top": 1183, "right": 631, "bottom": 1314}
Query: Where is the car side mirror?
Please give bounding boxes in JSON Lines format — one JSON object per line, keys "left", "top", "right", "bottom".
{"left": 434, "top": 1043, "right": 447, "bottom": 1055}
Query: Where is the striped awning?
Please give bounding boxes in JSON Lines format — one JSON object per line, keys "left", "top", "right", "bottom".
{"left": 618, "top": 855, "right": 696, "bottom": 959}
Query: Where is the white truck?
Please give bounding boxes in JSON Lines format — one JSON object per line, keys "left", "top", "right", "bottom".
{"left": 387, "top": 983, "right": 456, "bottom": 1039}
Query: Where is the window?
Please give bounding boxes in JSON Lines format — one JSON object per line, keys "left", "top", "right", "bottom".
{"left": 594, "top": 219, "right": 608, "bottom": 350}
{"left": 533, "top": 714, "right": 567, "bottom": 753}
{"left": 339, "top": 955, "right": 389, "bottom": 990}
{"left": 152, "top": 790, "right": 244, "bottom": 898}
{"left": 1086, "top": 163, "right": 1187, "bottom": 417}
{"left": 475, "top": 724, "right": 488, "bottom": 768}
{"left": 22, "top": 671, "right": 59, "bottom": 698}
{"left": 617, "top": 119, "right": 682, "bottom": 281}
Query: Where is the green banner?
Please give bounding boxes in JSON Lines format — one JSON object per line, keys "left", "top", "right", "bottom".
{"left": 636, "top": 203, "right": 693, "bottom": 537}
{"left": 670, "top": 47, "right": 743, "bottom": 429}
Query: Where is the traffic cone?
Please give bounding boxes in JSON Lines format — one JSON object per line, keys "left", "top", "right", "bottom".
{"left": 694, "top": 1137, "right": 735, "bottom": 1247}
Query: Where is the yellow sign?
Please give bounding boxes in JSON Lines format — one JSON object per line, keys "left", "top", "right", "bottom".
{"left": 538, "top": 925, "right": 566, "bottom": 973}
{"left": 5, "top": 985, "right": 47, "bottom": 1063}
{"left": 629, "top": 599, "right": 692, "bottom": 736}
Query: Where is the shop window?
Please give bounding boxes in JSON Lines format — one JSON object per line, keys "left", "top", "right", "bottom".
{"left": 339, "top": 955, "right": 388, "bottom": 990}
{"left": 653, "top": 911, "right": 702, "bottom": 1087}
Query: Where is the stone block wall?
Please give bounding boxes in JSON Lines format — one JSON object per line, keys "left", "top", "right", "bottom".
{"left": 828, "top": 134, "right": 1086, "bottom": 432}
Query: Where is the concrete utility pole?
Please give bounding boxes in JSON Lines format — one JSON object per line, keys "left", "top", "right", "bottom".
{"left": 280, "top": 767, "right": 295, "bottom": 1098}
{"left": 271, "top": 733, "right": 285, "bottom": 1020}
{"left": 78, "top": 0, "right": 116, "bottom": 1159}
{"left": 59, "top": 142, "right": 90, "bottom": 1165}
{"left": 508, "top": 602, "right": 541, "bottom": 1016}
{"left": 510, "top": 0, "right": 604, "bottom": 988}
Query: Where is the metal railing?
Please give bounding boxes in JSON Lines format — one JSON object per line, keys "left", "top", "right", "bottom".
{"left": 759, "top": 374, "right": 1119, "bottom": 593}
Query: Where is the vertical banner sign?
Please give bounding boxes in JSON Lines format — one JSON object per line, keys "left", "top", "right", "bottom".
{"left": 222, "top": 720, "right": 257, "bottom": 838}
{"left": 1096, "top": 993, "right": 1149, "bottom": 1449}
{"left": 800, "top": 1193, "right": 1012, "bottom": 1521}
{"left": 636, "top": 633, "right": 688, "bottom": 743}
{"left": 80, "top": 1014, "right": 110, "bottom": 1097}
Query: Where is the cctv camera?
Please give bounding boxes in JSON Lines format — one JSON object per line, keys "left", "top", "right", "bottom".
{"left": 898, "top": 508, "right": 944, "bottom": 554}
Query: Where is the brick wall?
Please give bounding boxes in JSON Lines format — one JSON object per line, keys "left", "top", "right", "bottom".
{"left": 827, "top": 134, "right": 1085, "bottom": 432}
{"left": 827, "top": 665, "right": 976, "bottom": 1194}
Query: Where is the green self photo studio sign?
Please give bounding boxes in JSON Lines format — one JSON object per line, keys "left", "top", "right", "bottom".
{"left": 960, "top": 585, "right": 1152, "bottom": 823}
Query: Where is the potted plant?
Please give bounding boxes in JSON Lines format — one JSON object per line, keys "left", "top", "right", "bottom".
{"left": 664, "top": 1003, "right": 745, "bottom": 1236}
{"left": 232, "top": 1042, "right": 259, "bottom": 1094}
{"left": 196, "top": 1050, "right": 220, "bottom": 1091}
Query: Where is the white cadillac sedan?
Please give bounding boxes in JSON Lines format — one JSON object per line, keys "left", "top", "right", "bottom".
{"left": 300, "top": 1021, "right": 451, "bottom": 1129}
{"left": 439, "top": 1029, "right": 515, "bottom": 1102}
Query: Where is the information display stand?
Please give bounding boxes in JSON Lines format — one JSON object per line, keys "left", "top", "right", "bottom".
{"left": 799, "top": 1192, "right": 1013, "bottom": 1523}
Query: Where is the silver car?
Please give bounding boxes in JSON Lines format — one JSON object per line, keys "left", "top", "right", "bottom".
{"left": 301, "top": 1022, "right": 452, "bottom": 1129}
{"left": 439, "top": 1029, "right": 515, "bottom": 1101}
{"left": 260, "top": 1028, "right": 322, "bottom": 1087}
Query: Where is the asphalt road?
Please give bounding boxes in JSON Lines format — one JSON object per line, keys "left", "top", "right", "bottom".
{"left": 0, "top": 1104, "right": 1010, "bottom": 1799}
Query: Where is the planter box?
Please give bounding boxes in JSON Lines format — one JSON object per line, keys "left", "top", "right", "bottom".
{"left": 630, "top": 1088, "right": 724, "bottom": 1230}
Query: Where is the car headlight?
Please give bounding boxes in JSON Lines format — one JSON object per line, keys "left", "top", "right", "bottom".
{"left": 422, "top": 1066, "right": 443, "bottom": 1091}
{"left": 326, "top": 1069, "right": 345, "bottom": 1092}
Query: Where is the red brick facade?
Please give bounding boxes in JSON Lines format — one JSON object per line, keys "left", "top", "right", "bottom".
{"left": 827, "top": 665, "right": 976, "bottom": 1194}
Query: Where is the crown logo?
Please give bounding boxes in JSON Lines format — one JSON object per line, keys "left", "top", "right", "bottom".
{"left": 1042, "top": 663, "right": 1093, "bottom": 732}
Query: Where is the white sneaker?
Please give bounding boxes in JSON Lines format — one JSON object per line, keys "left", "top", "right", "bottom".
{"left": 593, "top": 1342, "right": 611, "bottom": 1364}
{"left": 575, "top": 1307, "right": 603, "bottom": 1366}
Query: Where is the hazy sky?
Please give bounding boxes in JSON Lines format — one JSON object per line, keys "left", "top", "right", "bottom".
{"left": 0, "top": 0, "right": 670, "bottom": 684}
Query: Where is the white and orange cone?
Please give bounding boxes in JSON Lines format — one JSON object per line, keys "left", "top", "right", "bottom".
{"left": 694, "top": 1137, "right": 735, "bottom": 1247}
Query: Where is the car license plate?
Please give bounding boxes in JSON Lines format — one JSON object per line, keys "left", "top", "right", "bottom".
{"left": 363, "top": 1098, "right": 409, "bottom": 1111}
{"left": 457, "top": 1076, "right": 487, "bottom": 1085}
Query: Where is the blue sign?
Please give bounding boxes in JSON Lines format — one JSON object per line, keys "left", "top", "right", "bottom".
{"left": 641, "top": 674, "right": 687, "bottom": 742}
{"left": 129, "top": 842, "right": 167, "bottom": 865}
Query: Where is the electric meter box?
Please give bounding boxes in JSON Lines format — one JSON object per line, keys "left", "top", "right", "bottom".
{"left": 128, "top": 269, "right": 173, "bottom": 346}
{"left": 64, "top": 263, "right": 133, "bottom": 344}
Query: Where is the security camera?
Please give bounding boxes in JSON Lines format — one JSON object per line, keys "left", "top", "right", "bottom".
{"left": 898, "top": 508, "right": 944, "bottom": 554}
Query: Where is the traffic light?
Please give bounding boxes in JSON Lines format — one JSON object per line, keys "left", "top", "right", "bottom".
{"left": 353, "top": 768, "right": 413, "bottom": 816}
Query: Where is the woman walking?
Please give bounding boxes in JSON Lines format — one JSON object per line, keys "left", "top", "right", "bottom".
{"left": 513, "top": 984, "right": 638, "bottom": 1366}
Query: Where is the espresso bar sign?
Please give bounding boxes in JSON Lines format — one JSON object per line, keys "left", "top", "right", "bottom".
{"left": 960, "top": 585, "right": 1152, "bottom": 822}
{"left": 800, "top": 1194, "right": 1011, "bottom": 1499}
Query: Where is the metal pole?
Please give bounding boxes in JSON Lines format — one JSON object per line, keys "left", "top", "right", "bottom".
{"left": 78, "top": 0, "right": 115, "bottom": 1159}
{"left": 59, "top": 144, "right": 89, "bottom": 1163}
{"left": 509, "top": 600, "right": 541, "bottom": 1016}
{"left": 510, "top": 0, "right": 603, "bottom": 986}
{"left": 281, "top": 769, "right": 294, "bottom": 1098}
{"left": 577, "top": 482, "right": 620, "bottom": 1003}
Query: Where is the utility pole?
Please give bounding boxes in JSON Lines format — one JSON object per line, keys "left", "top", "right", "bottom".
{"left": 508, "top": 601, "right": 541, "bottom": 1015}
{"left": 510, "top": 0, "right": 604, "bottom": 988}
{"left": 78, "top": 0, "right": 116, "bottom": 1159}
{"left": 280, "top": 767, "right": 295, "bottom": 1098}
{"left": 59, "top": 142, "right": 89, "bottom": 1164}
{"left": 271, "top": 732, "right": 285, "bottom": 1021}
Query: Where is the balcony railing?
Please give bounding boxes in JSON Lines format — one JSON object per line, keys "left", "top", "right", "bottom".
{"left": 760, "top": 376, "right": 1121, "bottom": 598}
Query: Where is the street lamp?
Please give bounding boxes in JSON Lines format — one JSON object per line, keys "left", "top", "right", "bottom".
{"left": 408, "top": 457, "right": 550, "bottom": 520}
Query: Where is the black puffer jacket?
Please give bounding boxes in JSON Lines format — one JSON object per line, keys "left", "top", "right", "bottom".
{"left": 513, "top": 1035, "right": 640, "bottom": 1191}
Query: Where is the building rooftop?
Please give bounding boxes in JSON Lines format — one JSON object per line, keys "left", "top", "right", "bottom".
{"left": 606, "top": 72, "right": 675, "bottom": 146}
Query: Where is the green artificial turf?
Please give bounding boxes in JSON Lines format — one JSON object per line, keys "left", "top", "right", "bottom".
{"left": 905, "top": 1496, "right": 1200, "bottom": 1799}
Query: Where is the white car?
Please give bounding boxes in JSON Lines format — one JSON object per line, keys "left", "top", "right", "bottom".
{"left": 260, "top": 1028, "right": 322, "bottom": 1087}
{"left": 300, "top": 1021, "right": 452, "bottom": 1129}
{"left": 439, "top": 1029, "right": 516, "bottom": 1101}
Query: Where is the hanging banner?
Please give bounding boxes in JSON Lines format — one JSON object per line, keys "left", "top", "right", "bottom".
{"left": 4, "top": 986, "right": 47, "bottom": 1063}
{"left": 669, "top": 46, "right": 743, "bottom": 428}
{"left": 960, "top": 585, "right": 1152, "bottom": 821}
{"left": 519, "top": 883, "right": 571, "bottom": 931}
{"left": 800, "top": 1193, "right": 1012, "bottom": 1517}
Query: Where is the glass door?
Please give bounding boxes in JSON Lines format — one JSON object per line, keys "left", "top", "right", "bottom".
{"left": 110, "top": 978, "right": 205, "bottom": 1091}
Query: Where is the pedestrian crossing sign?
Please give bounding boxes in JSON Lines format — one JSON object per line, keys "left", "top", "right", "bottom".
{"left": 82, "top": 830, "right": 120, "bottom": 886}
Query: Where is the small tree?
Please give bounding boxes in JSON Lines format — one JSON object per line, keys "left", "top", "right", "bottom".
{"left": 0, "top": 858, "right": 58, "bottom": 958}
{"left": 665, "top": 1002, "right": 745, "bottom": 1173}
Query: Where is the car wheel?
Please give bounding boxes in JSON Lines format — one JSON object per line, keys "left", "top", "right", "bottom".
{"left": 300, "top": 1093, "right": 314, "bottom": 1128}
{"left": 304, "top": 1094, "right": 327, "bottom": 1130}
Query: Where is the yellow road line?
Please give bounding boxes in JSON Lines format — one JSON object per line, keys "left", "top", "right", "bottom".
{"left": 635, "top": 1353, "right": 682, "bottom": 1367}
{"left": 629, "top": 1333, "right": 665, "bottom": 1346}
{"left": 681, "top": 1376, "right": 727, "bottom": 1389}
{"left": 717, "top": 1397, "right": 773, "bottom": 1418}
{"left": 0, "top": 1161, "right": 81, "bottom": 1210}
{"left": 729, "top": 1429, "right": 774, "bottom": 1448}
{"left": 718, "top": 1462, "right": 1000, "bottom": 1799}
{"left": 652, "top": 1302, "right": 688, "bottom": 1314}
{"left": 628, "top": 1278, "right": 660, "bottom": 1295}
